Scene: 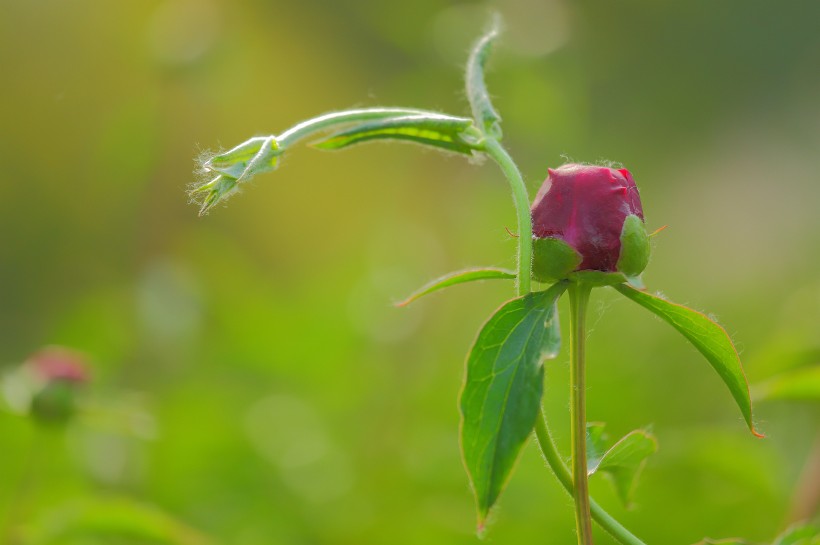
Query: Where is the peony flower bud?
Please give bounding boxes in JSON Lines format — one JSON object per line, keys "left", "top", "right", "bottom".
{"left": 530, "top": 164, "right": 650, "bottom": 282}
{"left": 25, "top": 347, "right": 89, "bottom": 425}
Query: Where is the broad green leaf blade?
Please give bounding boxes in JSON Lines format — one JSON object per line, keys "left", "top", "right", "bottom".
{"left": 460, "top": 281, "right": 568, "bottom": 528}
{"left": 395, "top": 268, "right": 516, "bottom": 307}
{"left": 466, "top": 18, "right": 503, "bottom": 138}
{"left": 313, "top": 114, "right": 482, "bottom": 154}
{"left": 587, "top": 427, "right": 658, "bottom": 507}
{"left": 753, "top": 365, "right": 820, "bottom": 402}
{"left": 614, "top": 284, "right": 763, "bottom": 437}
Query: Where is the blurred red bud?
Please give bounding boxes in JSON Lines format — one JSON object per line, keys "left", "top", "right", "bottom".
{"left": 24, "top": 347, "right": 89, "bottom": 425}
{"left": 27, "top": 347, "right": 90, "bottom": 384}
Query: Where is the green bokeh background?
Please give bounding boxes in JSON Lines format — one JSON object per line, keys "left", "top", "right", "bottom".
{"left": 1, "top": 0, "right": 819, "bottom": 543}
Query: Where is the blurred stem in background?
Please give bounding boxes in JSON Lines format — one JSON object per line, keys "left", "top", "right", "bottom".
{"left": 2, "top": 427, "right": 44, "bottom": 545}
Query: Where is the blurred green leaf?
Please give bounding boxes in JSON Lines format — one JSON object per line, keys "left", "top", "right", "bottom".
{"left": 614, "top": 284, "right": 763, "bottom": 438}
{"left": 465, "top": 17, "right": 503, "bottom": 139}
{"left": 395, "top": 268, "right": 515, "bottom": 307}
{"left": 460, "top": 281, "right": 567, "bottom": 528}
{"left": 753, "top": 365, "right": 820, "bottom": 402}
{"left": 586, "top": 423, "right": 658, "bottom": 507}
{"left": 27, "top": 497, "right": 211, "bottom": 545}
{"left": 772, "top": 521, "right": 820, "bottom": 545}
{"left": 313, "top": 114, "right": 482, "bottom": 154}
{"left": 692, "top": 539, "right": 755, "bottom": 545}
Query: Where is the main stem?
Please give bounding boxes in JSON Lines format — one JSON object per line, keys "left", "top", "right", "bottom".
{"left": 481, "top": 130, "right": 644, "bottom": 545}
{"left": 482, "top": 138, "right": 532, "bottom": 296}
{"left": 569, "top": 282, "right": 594, "bottom": 545}
{"left": 534, "top": 416, "right": 647, "bottom": 545}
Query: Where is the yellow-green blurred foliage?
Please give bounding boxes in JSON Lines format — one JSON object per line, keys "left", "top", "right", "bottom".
{"left": 1, "top": 0, "right": 818, "bottom": 543}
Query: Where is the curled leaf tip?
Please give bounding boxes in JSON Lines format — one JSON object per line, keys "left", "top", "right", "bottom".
{"left": 191, "top": 136, "right": 281, "bottom": 215}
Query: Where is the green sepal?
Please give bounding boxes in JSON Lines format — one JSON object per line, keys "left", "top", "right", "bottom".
{"left": 617, "top": 214, "right": 651, "bottom": 277}
{"left": 625, "top": 275, "right": 646, "bottom": 290}
{"left": 614, "top": 284, "right": 763, "bottom": 437}
{"left": 586, "top": 423, "right": 658, "bottom": 508}
{"left": 313, "top": 115, "right": 483, "bottom": 155}
{"left": 460, "top": 281, "right": 568, "bottom": 529}
{"left": 532, "top": 237, "right": 582, "bottom": 283}
{"left": 395, "top": 268, "right": 516, "bottom": 307}
{"left": 191, "top": 175, "right": 239, "bottom": 216}
{"left": 568, "top": 270, "right": 628, "bottom": 287}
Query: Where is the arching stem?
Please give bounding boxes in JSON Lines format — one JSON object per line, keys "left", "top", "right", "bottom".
{"left": 482, "top": 138, "right": 532, "bottom": 296}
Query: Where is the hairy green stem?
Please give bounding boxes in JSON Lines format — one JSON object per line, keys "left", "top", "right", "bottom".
{"left": 569, "top": 282, "right": 594, "bottom": 544}
{"left": 534, "top": 414, "right": 647, "bottom": 545}
{"left": 482, "top": 138, "right": 532, "bottom": 296}
{"left": 277, "top": 107, "right": 433, "bottom": 148}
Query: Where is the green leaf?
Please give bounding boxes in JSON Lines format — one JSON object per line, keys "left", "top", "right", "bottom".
{"left": 772, "top": 522, "right": 820, "bottom": 545}
{"left": 460, "top": 281, "right": 568, "bottom": 528}
{"left": 465, "top": 17, "right": 503, "bottom": 139}
{"left": 586, "top": 423, "right": 658, "bottom": 507}
{"left": 585, "top": 422, "right": 609, "bottom": 470}
{"left": 617, "top": 214, "right": 651, "bottom": 277}
{"left": 753, "top": 364, "right": 820, "bottom": 402}
{"left": 614, "top": 284, "right": 763, "bottom": 437}
{"left": 313, "top": 114, "right": 482, "bottom": 154}
{"left": 27, "top": 497, "right": 211, "bottom": 545}
{"left": 692, "top": 539, "right": 756, "bottom": 545}
{"left": 395, "top": 268, "right": 515, "bottom": 307}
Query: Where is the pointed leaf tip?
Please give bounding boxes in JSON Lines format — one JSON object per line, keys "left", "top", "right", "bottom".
{"left": 460, "top": 282, "right": 568, "bottom": 522}
{"left": 614, "top": 284, "right": 763, "bottom": 437}
{"left": 587, "top": 424, "right": 658, "bottom": 507}
{"left": 395, "top": 268, "right": 515, "bottom": 307}
{"left": 466, "top": 19, "right": 503, "bottom": 139}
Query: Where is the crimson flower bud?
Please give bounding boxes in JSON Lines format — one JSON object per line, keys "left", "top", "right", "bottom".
{"left": 530, "top": 164, "right": 650, "bottom": 282}
{"left": 25, "top": 347, "right": 89, "bottom": 425}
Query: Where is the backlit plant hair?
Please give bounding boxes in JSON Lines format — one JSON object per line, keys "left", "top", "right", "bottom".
{"left": 191, "top": 20, "right": 765, "bottom": 545}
